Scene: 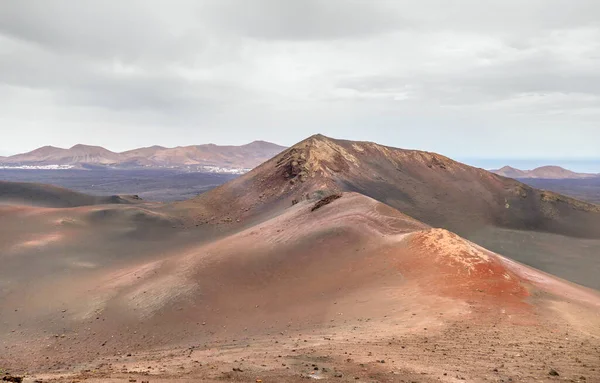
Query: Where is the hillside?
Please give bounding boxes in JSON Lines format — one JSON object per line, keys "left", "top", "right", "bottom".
{"left": 2, "top": 135, "right": 600, "bottom": 381}
{"left": 179, "top": 134, "right": 600, "bottom": 289}
{"left": 183, "top": 134, "right": 600, "bottom": 237}
{"left": 2, "top": 188, "right": 600, "bottom": 381}
{"left": 0, "top": 180, "right": 140, "bottom": 207}
{"left": 4, "top": 144, "right": 121, "bottom": 166}
{"left": 493, "top": 165, "right": 598, "bottom": 179}
{"left": 1, "top": 141, "right": 286, "bottom": 171}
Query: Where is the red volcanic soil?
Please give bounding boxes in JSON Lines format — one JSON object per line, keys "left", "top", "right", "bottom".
{"left": 403, "top": 229, "right": 529, "bottom": 308}
{"left": 2, "top": 192, "right": 600, "bottom": 382}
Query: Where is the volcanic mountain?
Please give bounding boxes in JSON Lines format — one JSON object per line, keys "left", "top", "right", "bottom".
{"left": 1, "top": 135, "right": 600, "bottom": 382}
{"left": 493, "top": 165, "right": 598, "bottom": 179}
{"left": 178, "top": 134, "right": 600, "bottom": 289}
{"left": 4, "top": 144, "right": 122, "bottom": 166}
{"left": 1, "top": 141, "right": 286, "bottom": 171}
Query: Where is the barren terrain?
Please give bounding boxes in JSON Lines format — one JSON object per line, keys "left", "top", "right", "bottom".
{"left": 2, "top": 135, "right": 600, "bottom": 383}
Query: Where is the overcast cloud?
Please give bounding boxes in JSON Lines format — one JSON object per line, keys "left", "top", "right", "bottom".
{"left": 1, "top": 0, "right": 600, "bottom": 165}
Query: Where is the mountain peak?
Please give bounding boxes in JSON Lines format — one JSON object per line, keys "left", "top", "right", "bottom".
{"left": 278, "top": 135, "right": 357, "bottom": 182}
{"left": 69, "top": 144, "right": 107, "bottom": 151}
{"left": 185, "top": 134, "right": 600, "bottom": 240}
{"left": 243, "top": 140, "right": 287, "bottom": 151}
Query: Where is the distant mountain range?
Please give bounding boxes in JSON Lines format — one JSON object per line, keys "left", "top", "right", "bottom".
{"left": 0, "top": 141, "right": 286, "bottom": 173}
{"left": 491, "top": 165, "right": 599, "bottom": 179}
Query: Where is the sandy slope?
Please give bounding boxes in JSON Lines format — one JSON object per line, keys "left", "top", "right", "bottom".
{"left": 1, "top": 193, "right": 599, "bottom": 382}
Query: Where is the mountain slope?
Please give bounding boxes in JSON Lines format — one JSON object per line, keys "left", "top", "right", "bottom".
{"left": 183, "top": 134, "right": 600, "bottom": 238}
{"left": 2, "top": 191, "right": 600, "bottom": 381}
{"left": 178, "top": 134, "right": 600, "bottom": 290}
{"left": 2, "top": 138, "right": 600, "bottom": 381}
{"left": 0, "top": 180, "right": 139, "bottom": 207}
{"left": 492, "top": 165, "right": 527, "bottom": 178}
{"left": 144, "top": 141, "right": 287, "bottom": 168}
{"left": 493, "top": 165, "right": 598, "bottom": 179}
{"left": 4, "top": 144, "right": 121, "bottom": 166}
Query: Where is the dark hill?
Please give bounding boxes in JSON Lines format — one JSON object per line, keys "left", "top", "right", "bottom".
{"left": 0, "top": 180, "right": 139, "bottom": 208}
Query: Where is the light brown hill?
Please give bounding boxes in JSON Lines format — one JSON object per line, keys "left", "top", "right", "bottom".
{"left": 493, "top": 165, "right": 598, "bottom": 179}
{"left": 145, "top": 141, "right": 286, "bottom": 168}
{"left": 2, "top": 141, "right": 286, "bottom": 170}
{"left": 4, "top": 144, "right": 121, "bottom": 165}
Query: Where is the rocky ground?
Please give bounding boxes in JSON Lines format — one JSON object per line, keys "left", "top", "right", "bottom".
{"left": 3, "top": 299, "right": 599, "bottom": 383}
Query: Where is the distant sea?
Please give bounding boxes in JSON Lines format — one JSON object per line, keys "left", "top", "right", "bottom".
{"left": 459, "top": 158, "right": 600, "bottom": 174}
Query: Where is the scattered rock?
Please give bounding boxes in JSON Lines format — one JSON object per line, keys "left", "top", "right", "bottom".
{"left": 549, "top": 369, "right": 560, "bottom": 376}
{"left": 311, "top": 194, "right": 342, "bottom": 212}
{"left": 2, "top": 377, "right": 23, "bottom": 383}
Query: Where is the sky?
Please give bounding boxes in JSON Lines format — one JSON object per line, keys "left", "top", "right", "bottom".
{"left": 1, "top": 0, "right": 600, "bottom": 170}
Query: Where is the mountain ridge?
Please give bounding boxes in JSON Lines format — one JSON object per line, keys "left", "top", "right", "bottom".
{"left": 175, "top": 134, "right": 600, "bottom": 290}
{"left": 1, "top": 141, "right": 286, "bottom": 171}
{"left": 182, "top": 134, "right": 600, "bottom": 233}
{"left": 492, "top": 165, "right": 598, "bottom": 179}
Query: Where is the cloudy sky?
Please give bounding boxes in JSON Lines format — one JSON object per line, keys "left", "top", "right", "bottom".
{"left": 1, "top": 0, "right": 600, "bottom": 168}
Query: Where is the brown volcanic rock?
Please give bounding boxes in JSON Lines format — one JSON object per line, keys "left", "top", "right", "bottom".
{"left": 181, "top": 134, "right": 600, "bottom": 238}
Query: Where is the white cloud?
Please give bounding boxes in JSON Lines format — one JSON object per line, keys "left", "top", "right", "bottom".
{"left": 0, "top": 0, "right": 599, "bottom": 160}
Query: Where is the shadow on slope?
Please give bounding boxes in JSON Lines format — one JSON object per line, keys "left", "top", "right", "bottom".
{"left": 0, "top": 180, "right": 140, "bottom": 208}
